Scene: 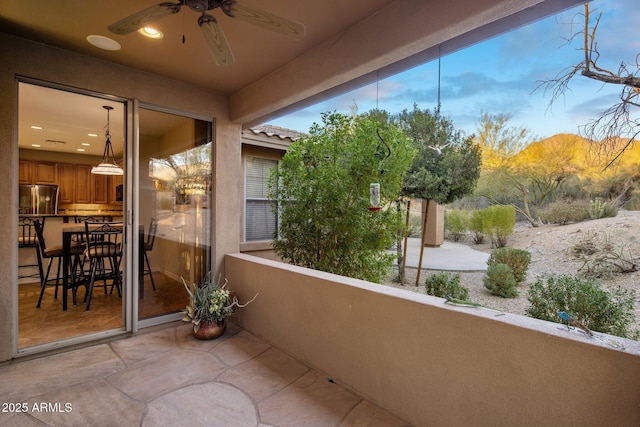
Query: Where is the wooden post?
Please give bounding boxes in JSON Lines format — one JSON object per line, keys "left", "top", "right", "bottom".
{"left": 415, "top": 199, "right": 429, "bottom": 286}
{"left": 400, "top": 199, "right": 411, "bottom": 284}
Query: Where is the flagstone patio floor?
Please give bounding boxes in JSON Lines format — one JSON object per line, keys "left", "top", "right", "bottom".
{"left": 0, "top": 322, "right": 410, "bottom": 426}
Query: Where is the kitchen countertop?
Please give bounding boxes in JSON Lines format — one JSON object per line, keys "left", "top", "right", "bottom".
{"left": 19, "top": 212, "right": 123, "bottom": 218}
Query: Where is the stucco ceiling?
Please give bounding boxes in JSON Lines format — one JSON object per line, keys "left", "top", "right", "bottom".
{"left": 2, "top": 0, "right": 586, "bottom": 155}
{"left": 0, "top": 0, "right": 390, "bottom": 95}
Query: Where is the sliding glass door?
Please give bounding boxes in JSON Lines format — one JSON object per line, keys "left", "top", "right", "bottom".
{"left": 16, "top": 81, "right": 214, "bottom": 352}
{"left": 136, "top": 105, "right": 213, "bottom": 325}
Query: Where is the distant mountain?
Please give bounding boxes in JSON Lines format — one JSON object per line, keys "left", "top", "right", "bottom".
{"left": 512, "top": 134, "right": 640, "bottom": 178}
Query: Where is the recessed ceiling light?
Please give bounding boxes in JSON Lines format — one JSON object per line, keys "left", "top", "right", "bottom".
{"left": 31, "top": 144, "right": 41, "bottom": 148}
{"left": 82, "top": 142, "right": 91, "bottom": 146}
{"left": 87, "top": 35, "right": 121, "bottom": 51}
{"left": 30, "top": 125, "right": 43, "bottom": 130}
{"left": 77, "top": 148, "right": 86, "bottom": 152}
{"left": 88, "top": 133, "right": 98, "bottom": 137}
{"left": 138, "top": 27, "right": 163, "bottom": 39}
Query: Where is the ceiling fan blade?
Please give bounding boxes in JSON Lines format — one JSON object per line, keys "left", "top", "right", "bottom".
{"left": 222, "top": 1, "right": 306, "bottom": 41}
{"left": 108, "top": 2, "right": 182, "bottom": 35}
{"left": 198, "top": 15, "right": 235, "bottom": 66}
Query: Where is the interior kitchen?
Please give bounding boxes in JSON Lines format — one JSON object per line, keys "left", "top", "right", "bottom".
{"left": 17, "top": 82, "right": 212, "bottom": 349}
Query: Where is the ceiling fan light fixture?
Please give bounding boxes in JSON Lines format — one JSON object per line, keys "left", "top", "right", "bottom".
{"left": 92, "top": 106, "right": 123, "bottom": 176}
{"left": 138, "top": 26, "right": 163, "bottom": 39}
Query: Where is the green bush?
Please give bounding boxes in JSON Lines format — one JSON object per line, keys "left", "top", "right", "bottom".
{"left": 484, "top": 205, "right": 516, "bottom": 248}
{"left": 468, "top": 209, "right": 488, "bottom": 244}
{"left": 526, "top": 275, "right": 639, "bottom": 339}
{"left": 483, "top": 263, "right": 518, "bottom": 298}
{"left": 623, "top": 189, "right": 640, "bottom": 211}
{"left": 444, "top": 210, "right": 469, "bottom": 242}
{"left": 425, "top": 272, "right": 469, "bottom": 300}
{"left": 588, "top": 198, "right": 618, "bottom": 219}
{"left": 487, "top": 248, "right": 531, "bottom": 283}
{"left": 538, "top": 200, "right": 590, "bottom": 225}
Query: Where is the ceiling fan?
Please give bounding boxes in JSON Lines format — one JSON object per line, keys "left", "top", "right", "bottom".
{"left": 108, "top": 0, "right": 306, "bottom": 66}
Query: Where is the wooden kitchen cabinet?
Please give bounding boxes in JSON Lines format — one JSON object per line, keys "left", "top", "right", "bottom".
{"left": 34, "top": 161, "right": 58, "bottom": 184}
{"left": 108, "top": 174, "right": 123, "bottom": 204}
{"left": 75, "top": 164, "right": 92, "bottom": 203}
{"left": 19, "top": 160, "right": 33, "bottom": 184}
{"left": 58, "top": 163, "right": 75, "bottom": 203}
{"left": 92, "top": 173, "right": 108, "bottom": 204}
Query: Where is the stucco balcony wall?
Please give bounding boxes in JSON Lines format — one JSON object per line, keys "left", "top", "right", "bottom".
{"left": 225, "top": 253, "right": 640, "bottom": 427}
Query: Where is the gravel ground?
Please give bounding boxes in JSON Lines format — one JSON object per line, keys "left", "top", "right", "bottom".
{"left": 383, "top": 210, "right": 640, "bottom": 334}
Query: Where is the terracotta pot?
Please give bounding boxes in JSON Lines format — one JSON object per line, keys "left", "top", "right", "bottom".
{"left": 193, "top": 320, "right": 226, "bottom": 340}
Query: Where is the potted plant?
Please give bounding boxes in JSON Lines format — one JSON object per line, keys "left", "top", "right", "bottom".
{"left": 181, "top": 272, "right": 256, "bottom": 340}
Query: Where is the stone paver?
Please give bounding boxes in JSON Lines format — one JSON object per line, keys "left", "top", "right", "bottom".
{"left": 0, "top": 324, "right": 410, "bottom": 426}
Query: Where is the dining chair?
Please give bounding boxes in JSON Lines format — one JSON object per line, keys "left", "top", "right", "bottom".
{"left": 18, "top": 217, "right": 43, "bottom": 281}
{"left": 143, "top": 217, "right": 158, "bottom": 291}
{"left": 34, "top": 219, "right": 84, "bottom": 308}
{"left": 83, "top": 221, "right": 123, "bottom": 310}
{"left": 72, "top": 215, "right": 113, "bottom": 244}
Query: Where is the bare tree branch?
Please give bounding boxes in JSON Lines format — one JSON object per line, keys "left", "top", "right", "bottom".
{"left": 536, "top": 3, "right": 640, "bottom": 167}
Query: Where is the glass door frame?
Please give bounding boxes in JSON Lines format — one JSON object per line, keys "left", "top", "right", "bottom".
{"left": 133, "top": 101, "right": 215, "bottom": 331}
{"left": 14, "top": 82, "right": 214, "bottom": 355}
{"left": 15, "top": 78, "right": 131, "bottom": 357}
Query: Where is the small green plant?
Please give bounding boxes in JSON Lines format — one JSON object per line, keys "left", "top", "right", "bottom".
{"left": 484, "top": 205, "right": 516, "bottom": 248}
{"left": 588, "top": 197, "right": 618, "bottom": 219}
{"left": 444, "top": 209, "right": 470, "bottom": 242}
{"left": 425, "top": 272, "right": 469, "bottom": 300}
{"left": 483, "top": 263, "right": 518, "bottom": 298}
{"left": 487, "top": 248, "right": 531, "bottom": 283}
{"left": 526, "top": 275, "right": 639, "bottom": 339}
{"left": 468, "top": 209, "right": 488, "bottom": 244}
{"left": 538, "top": 200, "right": 590, "bottom": 225}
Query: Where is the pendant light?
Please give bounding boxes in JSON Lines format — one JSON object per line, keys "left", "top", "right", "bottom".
{"left": 91, "top": 105, "right": 123, "bottom": 175}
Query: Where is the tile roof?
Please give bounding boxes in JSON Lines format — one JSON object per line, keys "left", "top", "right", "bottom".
{"left": 246, "top": 125, "right": 306, "bottom": 141}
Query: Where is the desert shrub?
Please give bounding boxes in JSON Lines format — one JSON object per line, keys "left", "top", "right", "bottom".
{"left": 484, "top": 205, "right": 516, "bottom": 248}
{"left": 444, "top": 210, "right": 469, "bottom": 242}
{"left": 483, "top": 263, "right": 518, "bottom": 298}
{"left": 588, "top": 198, "right": 618, "bottom": 219}
{"left": 487, "top": 248, "right": 531, "bottom": 283}
{"left": 526, "top": 275, "right": 638, "bottom": 339}
{"left": 571, "top": 231, "right": 637, "bottom": 279}
{"left": 425, "top": 272, "right": 469, "bottom": 300}
{"left": 538, "top": 200, "right": 590, "bottom": 225}
{"left": 407, "top": 213, "right": 422, "bottom": 237}
{"left": 623, "top": 188, "right": 640, "bottom": 210}
{"left": 468, "top": 209, "right": 488, "bottom": 244}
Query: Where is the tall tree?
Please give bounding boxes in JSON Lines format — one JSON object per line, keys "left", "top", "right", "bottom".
{"left": 269, "top": 112, "right": 415, "bottom": 283}
{"left": 474, "top": 111, "right": 534, "bottom": 169}
{"left": 396, "top": 104, "right": 482, "bottom": 204}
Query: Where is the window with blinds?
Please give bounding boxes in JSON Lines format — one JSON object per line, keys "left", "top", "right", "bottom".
{"left": 245, "top": 157, "right": 278, "bottom": 241}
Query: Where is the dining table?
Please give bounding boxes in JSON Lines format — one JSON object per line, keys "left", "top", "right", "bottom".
{"left": 61, "top": 223, "right": 145, "bottom": 311}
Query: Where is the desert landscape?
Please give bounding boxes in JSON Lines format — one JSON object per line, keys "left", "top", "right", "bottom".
{"left": 386, "top": 210, "right": 640, "bottom": 335}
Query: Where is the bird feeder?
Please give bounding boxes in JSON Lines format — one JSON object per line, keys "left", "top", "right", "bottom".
{"left": 369, "top": 183, "right": 381, "bottom": 211}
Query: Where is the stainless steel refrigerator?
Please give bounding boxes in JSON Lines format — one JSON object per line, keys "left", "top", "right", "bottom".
{"left": 19, "top": 184, "right": 59, "bottom": 215}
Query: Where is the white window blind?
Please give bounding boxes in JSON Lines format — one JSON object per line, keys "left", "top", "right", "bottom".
{"left": 245, "top": 157, "right": 278, "bottom": 241}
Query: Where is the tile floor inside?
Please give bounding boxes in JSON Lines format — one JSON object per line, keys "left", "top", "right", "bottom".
{"left": 0, "top": 322, "right": 411, "bottom": 426}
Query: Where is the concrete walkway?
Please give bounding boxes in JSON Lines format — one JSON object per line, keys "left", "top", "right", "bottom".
{"left": 400, "top": 237, "right": 489, "bottom": 272}
{"left": 0, "top": 323, "right": 410, "bottom": 427}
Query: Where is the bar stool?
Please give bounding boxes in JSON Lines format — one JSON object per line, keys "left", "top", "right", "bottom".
{"left": 18, "top": 217, "right": 43, "bottom": 281}
{"left": 34, "top": 220, "right": 84, "bottom": 308}
{"left": 143, "top": 217, "right": 158, "bottom": 291}
{"left": 83, "top": 221, "right": 123, "bottom": 310}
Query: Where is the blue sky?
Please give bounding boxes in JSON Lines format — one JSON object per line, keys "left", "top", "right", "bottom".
{"left": 270, "top": 0, "right": 640, "bottom": 140}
